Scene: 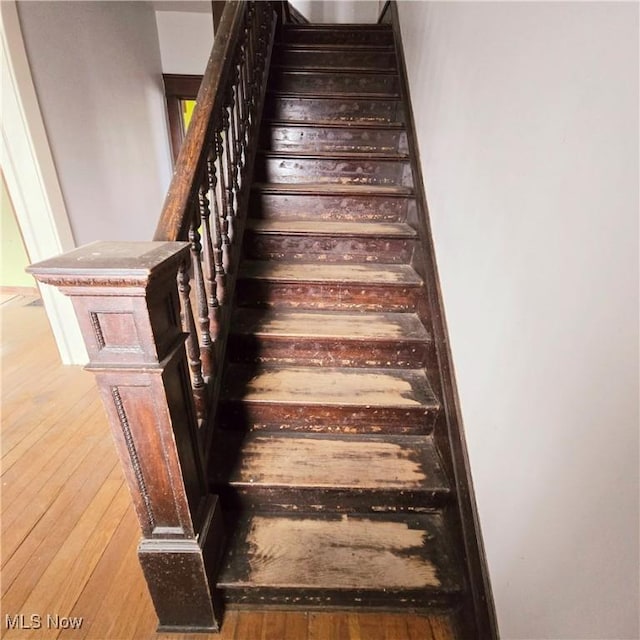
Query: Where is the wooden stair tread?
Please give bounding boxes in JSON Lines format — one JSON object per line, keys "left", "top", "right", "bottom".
{"left": 272, "top": 68, "right": 399, "bottom": 77}
{"left": 252, "top": 182, "right": 413, "bottom": 196}
{"left": 217, "top": 512, "right": 461, "bottom": 593}
{"left": 282, "top": 24, "right": 393, "bottom": 29}
{"left": 275, "top": 43, "right": 396, "bottom": 51}
{"left": 264, "top": 118, "right": 405, "bottom": 130}
{"left": 273, "top": 65, "right": 395, "bottom": 74}
{"left": 245, "top": 219, "right": 415, "bottom": 237}
{"left": 265, "top": 94, "right": 404, "bottom": 125}
{"left": 258, "top": 150, "right": 408, "bottom": 160}
{"left": 275, "top": 43, "right": 395, "bottom": 52}
{"left": 271, "top": 89, "right": 401, "bottom": 99}
{"left": 238, "top": 261, "right": 422, "bottom": 285}
{"left": 212, "top": 432, "right": 448, "bottom": 491}
{"left": 271, "top": 63, "right": 398, "bottom": 74}
{"left": 280, "top": 25, "right": 393, "bottom": 38}
{"left": 230, "top": 309, "right": 429, "bottom": 341}
{"left": 223, "top": 364, "right": 437, "bottom": 408}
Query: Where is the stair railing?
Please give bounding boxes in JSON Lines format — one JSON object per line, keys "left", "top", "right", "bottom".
{"left": 28, "top": 1, "right": 277, "bottom": 632}
{"left": 155, "top": 0, "right": 276, "bottom": 461}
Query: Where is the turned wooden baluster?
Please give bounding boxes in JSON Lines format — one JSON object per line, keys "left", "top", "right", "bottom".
{"left": 239, "top": 40, "right": 251, "bottom": 175}
{"left": 251, "top": 27, "right": 261, "bottom": 120}
{"left": 235, "top": 55, "right": 247, "bottom": 174}
{"left": 206, "top": 146, "right": 227, "bottom": 306}
{"left": 244, "top": 3, "right": 256, "bottom": 120}
{"left": 256, "top": 4, "right": 268, "bottom": 80}
{"left": 198, "top": 180, "right": 218, "bottom": 340}
{"left": 228, "top": 78, "right": 241, "bottom": 195}
{"left": 178, "top": 257, "right": 207, "bottom": 421}
{"left": 239, "top": 11, "right": 252, "bottom": 148}
{"left": 222, "top": 104, "right": 237, "bottom": 245}
{"left": 192, "top": 183, "right": 216, "bottom": 378}
{"left": 215, "top": 127, "right": 231, "bottom": 266}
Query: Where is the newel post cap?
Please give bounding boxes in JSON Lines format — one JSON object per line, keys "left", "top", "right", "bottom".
{"left": 27, "top": 241, "right": 190, "bottom": 293}
{"left": 27, "top": 241, "right": 191, "bottom": 364}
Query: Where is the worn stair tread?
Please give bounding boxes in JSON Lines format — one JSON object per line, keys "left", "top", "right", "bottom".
{"left": 217, "top": 511, "right": 461, "bottom": 594}
{"left": 273, "top": 64, "right": 395, "bottom": 74}
{"left": 271, "top": 89, "right": 401, "bottom": 99}
{"left": 238, "top": 261, "right": 422, "bottom": 285}
{"left": 264, "top": 118, "right": 405, "bottom": 130}
{"left": 275, "top": 43, "right": 396, "bottom": 51}
{"left": 265, "top": 94, "right": 404, "bottom": 124}
{"left": 252, "top": 182, "right": 413, "bottom": 196}
{"left": 281, "top": 25, "right": 393, "bottom": 34}
{"left": 223, "top": 364, "right": 437, "bottom": 408}
{"left": 271, "top": 68, "right": 399, "bottom": 77}
{"left": 283, "top": 24, "right": 393, "bottom": 29}
{"left": 245, "top": 219, "right": 416, "bottom": 238}
{"left": 212, "top": 431, "right": 448, "bottom": 491}
{"left": 230, "top": 309, "right": 429, "bottom": 341}
{"left": 258, "top": 149, "right": 409, "bottom": 160}
{"left": 275, "top": 43, "right": 395, "bottom": 52}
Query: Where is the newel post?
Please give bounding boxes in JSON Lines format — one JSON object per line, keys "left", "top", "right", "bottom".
{"left": 28, "top": 242, "right": 222, "bottom": 633}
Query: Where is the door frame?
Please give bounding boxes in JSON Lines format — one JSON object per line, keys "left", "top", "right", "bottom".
{"left": 163, "top": 74, "right": 202, "bottom": 163}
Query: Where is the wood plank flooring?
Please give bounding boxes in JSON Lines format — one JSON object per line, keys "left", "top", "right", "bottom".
{"left": 0, "top": 296, "right": 459, "bottom": 639}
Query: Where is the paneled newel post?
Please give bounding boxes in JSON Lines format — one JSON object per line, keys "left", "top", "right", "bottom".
{"left": 28, "top": 242, "right": 222, "bottom": 633}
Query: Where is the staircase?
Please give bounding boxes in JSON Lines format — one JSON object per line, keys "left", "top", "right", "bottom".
{"left": 210, "top": 22, "right": 464, "bottom": 616}
{"left": 28, "top": 6, "right": 495, "bottom": 635}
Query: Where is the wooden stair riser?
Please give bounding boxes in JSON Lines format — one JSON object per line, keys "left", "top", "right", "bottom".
{"left": 219, "top": 403, "right": 437, "bottom": 434}
{"left": 218, "top": 586, "right": 460, "bottom": 609}
{"left": 254, "top": 154, "right": 412, "bottom": 187}
{"left": 250, "top": 191, "right": 415, "bottom": 222}
{"left": 280, "top": 26, "right": 394, "bottom": 46}
{"left": 265, "top": 95, "right": 404, "bottom": 123}
{"left": 213, "top": 486, "right": 450, "bottom": 514}
{"left": 261, "top": 123, "right": 408, "bottom": 154}
{"left": 270, "top": 70, "right": 400, "bottom": 96}
{"left": 273, "top": 46, "right": 397, "bottom": 70}
{"left": 236, "top": 280, "right": 423, "bottom": 311}
{"left": 242, "top": 231, "right": 414, "bottom": 263}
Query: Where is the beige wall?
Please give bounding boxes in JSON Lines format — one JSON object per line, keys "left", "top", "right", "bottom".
{"left": 398, "top": 2, "right": 639, "bottom": 638}
{"left": 155, "top": 9, "right": 213, "bottom": 75}
{"left": 17, "top": 1, "right": 172, "bottom": 246}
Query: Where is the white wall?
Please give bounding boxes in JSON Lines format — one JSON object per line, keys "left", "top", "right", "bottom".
{"left": 17, "top": 1, "right": 173, "bottom": 245}
{"left": 398, "top": 2, "right": 639, "bottom": 639}
{"left": 155, "top": 9, "right": 213, "bottom": 75}
{"left": 290, "top": 0, "right": 379, "bottom": 23}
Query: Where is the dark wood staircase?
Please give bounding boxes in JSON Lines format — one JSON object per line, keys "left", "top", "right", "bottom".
{"left": 28, "top": 6, "right": 495, "bottom": 636}
{"left": 210, "top": 22, "right": 465, "bottom": 616}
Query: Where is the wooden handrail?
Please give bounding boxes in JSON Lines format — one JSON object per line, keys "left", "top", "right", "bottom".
{"left": 155, "top": 1, "right": 244, "bottom": 242}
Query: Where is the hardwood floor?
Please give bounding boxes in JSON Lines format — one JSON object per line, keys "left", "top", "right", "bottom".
{"left": 0, "top": 296, "right": 459, "bottom": 639}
